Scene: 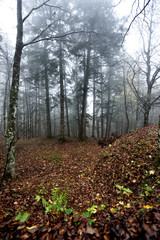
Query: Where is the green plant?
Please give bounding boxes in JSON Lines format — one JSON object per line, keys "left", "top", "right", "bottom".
{"left": 88, "top": 219, "right": 95, "bottom": 226}
{"left": 35, "top": 187, "right": 68, "bottom": 214}
{"left": 51, "top": 187, "right": 68, "bottom": 211}
{"left": 103, "top": 150, "right": 109, "bottom": 158}
{"left": 142, "top": 184, "right": 153, "bottom": 197}
{"left": 82, "top": 205, "right": 98, "bottom": 226}
{"left": 65, "top": 208, "right": 73, "bottom": 215}
{"left": 49, "top": 151, "right": 62, "bottom": 165}
{"left": 15, "top": 212, "right": 30, "bottom": 222}
{"left": 116, "top": 184, "right": 133, "bottom": 195}
{"left": 100, "top": 204, "right": 106, "bottom": 210}
{"left": 4, "top": 213, "right": 10, "bottom": 218}
{"left": 83, "top": 205, "right": 98, "bottom": 218}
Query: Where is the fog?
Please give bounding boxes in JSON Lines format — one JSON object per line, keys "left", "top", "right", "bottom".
{"left": 0, "top": 0, "right": 160, "bottom": 140}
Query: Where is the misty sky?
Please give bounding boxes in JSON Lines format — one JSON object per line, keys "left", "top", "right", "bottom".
{"left": 0, "top": 0, "right": 140, "bottom": 53}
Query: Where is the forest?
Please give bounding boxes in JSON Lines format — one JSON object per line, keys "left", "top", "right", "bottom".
{"left": 0, "top": 0, "right": 160, "bottom": 239}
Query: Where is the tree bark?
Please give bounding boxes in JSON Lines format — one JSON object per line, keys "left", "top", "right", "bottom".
{"left": 44, "top": 67, "right": 52, "bottom": 138}
{"left": 100, "top": 74, "right": 104, "bottom": 138}
{"left": 123, "top": 69, "right": 129, "bottom": 133}
{"left": 3, "top": 0, "right": 23, "bottom": 179}
{"left": 64, "top": 80, "right": 70, "bottom": 137}
{"left": 92, "top": 58, "right": 96, "bottom": 138}
{"left": 105, "top": 70, "right": 111, "bottom": 138}
{"left": 78, "top": 37, "right": 91, "bottom": 141}
{"left": 158, "top": 115, "right": 160, "bottom": 163}
{"left": 59, "top": 41, "right": 65, "bottom": 141}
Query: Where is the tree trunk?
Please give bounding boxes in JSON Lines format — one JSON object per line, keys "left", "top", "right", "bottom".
{"left": 59, "top": 41, "right": 65, "bottom": 141}
{"left": 143, "top": 87, "right": 151, "bottom": 127}
{"left": 3, "top": 0, "right": 23, "bottom": 179}
{"left": 64, "top": 80, "right": 70, "bottom": 137}
{"left": 123, "top": 70, "right": 129, "bottom": 134}
{"left": 44, "top": 67, "right": 52, "bottom": 138}
{"left": 158, "top": 115, "right": 160, "bottom": 163}
{"left": 105, "top": 71, "right": 111, "bottom": 138}
{"left": 144, "top": 106, "right": 150, "bottom": 127}
{"left": 3, "top": 54, "right": 11, "bottom": 137}
{"left": 100, "top": 75, "right": 104, "bottom": 138}
{"left": 92, "top": 62, "right": 96, "bottom": 138}
{"left": 78, "top": 39, "right": 91, "bottom": 141}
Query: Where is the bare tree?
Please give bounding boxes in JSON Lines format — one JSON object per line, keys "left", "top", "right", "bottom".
{"left": 125, "top": 1, "right": 160, "bottom": 127}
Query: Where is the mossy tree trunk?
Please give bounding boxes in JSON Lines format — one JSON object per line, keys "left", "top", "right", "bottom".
{"left": 3, "top": 0, "right": 23, "bottom": 179}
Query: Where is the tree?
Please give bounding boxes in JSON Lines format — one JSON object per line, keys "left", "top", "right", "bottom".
{"left": 3, "top": 0, "right": 23, "bottom": 179}
{"left": 78, "top": 34, "right": 92, "bottom": 140}
{"left": 3, "top": 0, "right": 69, "bottom": 179}
{"left": 125, "top": 1, "right": 160, "bottom": 127}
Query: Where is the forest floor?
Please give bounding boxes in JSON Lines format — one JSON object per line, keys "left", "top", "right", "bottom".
{"left": 0, "top": 125, "right": 160, "bottom": 239}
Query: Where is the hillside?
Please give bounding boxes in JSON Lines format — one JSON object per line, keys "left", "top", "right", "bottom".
{"left": 0, "top": 125, "right": 160, "bottom": 239}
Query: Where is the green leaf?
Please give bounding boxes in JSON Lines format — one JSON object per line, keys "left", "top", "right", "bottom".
{"left": 83, "top": 211, "right": 92, "bottom": 218}
{"left": 45, "top": 205, "right": 52, "bottom": 213}
{"left": 116, "top": 184, "right": 123, "bottom": 190}
{"left": 100, "top": 204, "right": 106, "bottom": 210}
{"left": 15, "top": 212, "right": 30, "bottom": 222}
{"left": 20, "top": 212, "right": 30, "bottom": 222}
{"left": 15, "top": 212, "right": 22, "bottom": 221}
{"left": 147, "top": 187, "right": 152, "bottom": 192}
{"left": 65, "top": 209, "right": 72, "bottom": 215}
{"left": 123, "top": 188, "right": 133, "bottom": 193}
{"left": 42, "top": 198, "right": 49, "bottom": 208}
{"left": 35, "top": 195, "right": 41, "bottom": 202}
{"left": 87, "top": 205, "right": 98, "bottom": 214}
{"left": 88, "top": 219, "right": 95, "bottom": 226}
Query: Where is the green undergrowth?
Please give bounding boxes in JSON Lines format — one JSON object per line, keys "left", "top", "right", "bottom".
{"left": 34, "top": 187, "right": 107, "bottom": 226}
{"left": 32, "top": 149, "right": 62, "bottom": 165}
{"left": 14, "top": 186, "right": 108, "bottom": 226}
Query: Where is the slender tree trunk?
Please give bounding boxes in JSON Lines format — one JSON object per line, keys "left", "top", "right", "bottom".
{"left": 44, "top": 67, "right": 52, "bottom": 138}
{"left": 59, "top": 41, "right": 65, "bottom": 141}
{"left": 100, "top": 75, "right": 104, "bottom": 138}
{"left": 3, "top": 56, "right": 11, "bottom": 137}
{"left": 92, "top": 65, "right": 96, "bottom": 138}
{"left": 34, "top": 86, "right": 38, "bottom": 137}
{"left": 79, "top": 39, "right": 91, "bottom": 141}
{"left": 64, "top": 80, "right": 70, "bottom": 137}
{"left": 123, "top": 71, "right": 129, "bottom": 134}
{"left": 3, "top": 78, "right": 9, "bottom": 136}
{"left": 105, "top": 72, "right": 111, "bottom": 138}
{"left": 3, "top": 0, "right": 23, "bottom": 179}
{"left": 158, "top": 115, "right": 160, "bottom": 163}
{"left": 144, "top": 87, "right": 151, "bottom": 127}
{"left": 74, "top": 59, "right": 80, "bottom": 137}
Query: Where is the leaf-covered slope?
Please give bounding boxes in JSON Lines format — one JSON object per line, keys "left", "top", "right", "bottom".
{"left": 94, "top": 124, "right": 159, "bottom": 207}
{"left": 0, "top": 125, "right": 160, "bottom": 239}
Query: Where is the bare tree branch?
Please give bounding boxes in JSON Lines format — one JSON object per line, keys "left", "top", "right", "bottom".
{"left": 122, "top": 0, "right": 152, "bottom": 43}
{"left": 23, "top": 30, "right": 102, "bottom": 47}
{"left": 151, "top": 95, "right": 160, "bottom": 105}
{"left": 23, "top": 18, "right": 62, "bottom": 47}
{"left": 44, "top": 3, "right": 71, "bottom": 16}
{"left": 111, "top": 0, "right": 123, "bottom": 8}
{"left": 23, "top": 0, "right": 50, "bottom": 22}
{"left": 151, "top": 66, "right": 160, "bottom": 86}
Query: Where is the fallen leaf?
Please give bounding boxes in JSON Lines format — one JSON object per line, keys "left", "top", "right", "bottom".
{"left": 27, "top": 225, "right": 39, "bottom": 234}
